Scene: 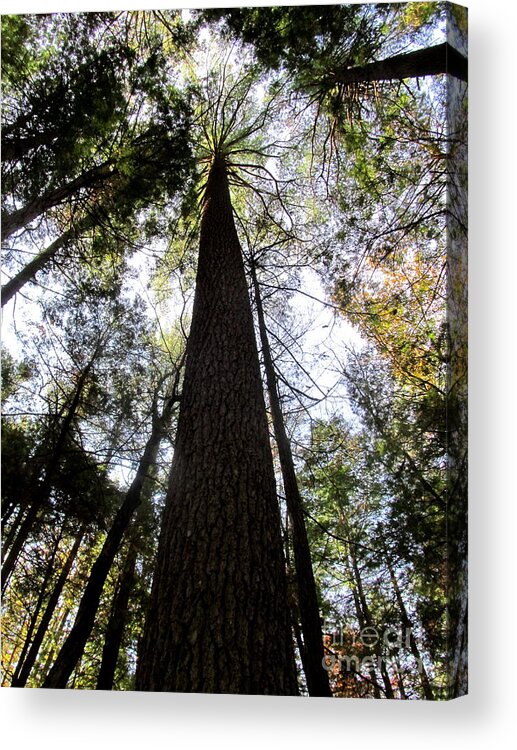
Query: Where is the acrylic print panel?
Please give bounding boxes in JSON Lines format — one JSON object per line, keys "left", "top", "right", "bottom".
{"left": 1, "top": 2, "right": 467, "bottom": 699}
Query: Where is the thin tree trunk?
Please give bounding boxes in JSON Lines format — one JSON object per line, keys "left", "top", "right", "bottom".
{"left": 95, "top": 538, "right": 138, "bottom": 690}
{"left": 11, "top": 529, "right": 84, "bottom": 688}
{"left": 11, "top": 533, "right": 61, "bottom": 684}
{"left": 385, "top": 556, "right": 435, "bottom": 700}
{"left": 250, "top": 261, "right": 330, "bottom": 697}
{"left": 343, "top": 552, "right": 381, "bottom": 698}
{"left": 348, "top": 545, "right": 395, "bottom": 699}
{"left": 342, "top": 545, "right": 395, "bottom": 699}
{"left": 42, "top": 391, "right": 176, "bottom": 689}
{"left": 136, "top": 156, "right": 298, "bottom": 695}
{"left": 1, "top": 215, "right": 93, "bottom": 306}
{"left": 1, "top": 611, "right": 30, "bottom": 685}
{"left": 395, "top": 662, "right": 408, "bottom": 699}
{"left": 1, "top": 505, "right": 41, "bottom": 594}
{"left": 1, "top": 357, "right": 94, "bottom": 591}
{"left": 1, "top": 496, "right": 18, "bottom": 527}
{"left": 329, "top": 42, "right": 467, "bottom": 88}
{"left": 35, "top": 607, "right": 71, "bottom": 684}
{"left": 1, "top": 161, "right": 113, "bottom": 241}
{"left": 1, "top": 504, "right": 27, "bottom": 559}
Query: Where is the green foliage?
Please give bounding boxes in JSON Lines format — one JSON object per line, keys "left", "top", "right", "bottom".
{"left": 200, "top": 5, "right": 385, "bottom": 79}
{"left": 1, "top": 5, "right": 463, "bottom": 696}
{"left": 1, "top": 347, "right": 32, "bottom": 401}
{"left": 1, "top": 14, "right": 40, "bottom": 88}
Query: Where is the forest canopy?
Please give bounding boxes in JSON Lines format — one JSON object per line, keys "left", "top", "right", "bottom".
{"left": 1, "top": 3, "right": 467, "bottom": 699}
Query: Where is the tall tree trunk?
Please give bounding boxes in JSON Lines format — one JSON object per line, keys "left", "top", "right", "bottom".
{"left": 11, "top": 532, "right": 61, "bottom": 684}
{"left": 11, "top": 529, "right": 84, "bottom": 688}
{"left": 1, "top": 215, "right": 93, "bottom": 306}
{"left": 95, "top": 537, "right": 138, "bottom": 690}
{"left": 329, "top": 42, "right": 467, "bottom": 88}
{"left": 343, "top": 553, "right": 381, "bottom": 698}
{"left": 250, "top": 261, "right": 330, "bottom": 697}
{"left": 348, "top": 545, "right": 395, "bottom": 699}
{"left": 1, "top": 505, "right": 41, "bottom": 593}
{"left": 1, "top": 611, "right": 30, "bottom": 685}
{"left": 385, "top": 555, "right": 434, "bottom": 700}
{"left": 394, "top": 663, "right": 408, "bottom": 700}
{"left": 1, "top": 495, "right": 18, "bottom": 527}
{"left": 42, "top": 391, "right": 175, "bottom": 689}
{"left": 35, "top": 607, "right": 71, "bottom": 684}
{"left": 136, "top": 156, "right": 298, "bottom": 695}
{"left": 1, "top": 356, "right": 94, "bottom": 591}
{"left": 1, "top": 504, "right": 26, "bottom": 559}
{"left": 1, "top": 161, "right": 113, "bottom": 241}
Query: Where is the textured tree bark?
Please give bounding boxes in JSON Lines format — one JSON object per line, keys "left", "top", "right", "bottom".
{"left": 42, "top": 392, "right": 175, "bottom": 688}
{"left": 1, "top": 215, "right": 93, "bottom": 306}
{"left": 95, "top": 537, "right": 138, "bottom": 690}
{"left": 11, "top": 529, "right": 84, "bottom": 688}
{"left": 136, "top": 157, "right": 298, "bottom": 695}
{"left": 330, "top": 42, "right": 467, "bottom": 88}
{"left": 250, "top": 262, "right": 330, "bottom": 697}
{"left": 1, "top": 161, "right": 113, "bottom": 241}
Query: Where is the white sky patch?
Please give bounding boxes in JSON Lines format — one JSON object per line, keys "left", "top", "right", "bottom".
{"left": 1, "top": 300, "right": 34, "bottom": 360}
{"left": 198, "top": 25, "right": 211, "bottom": 45}
{"left": 254, "top": 82, "right": 266, "bottom": 103}
{"left": 264, "top": 157, "right": 279, "bottom": 180}
{"left": 278, "top": 267, "right": 365, "bottom": 425}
